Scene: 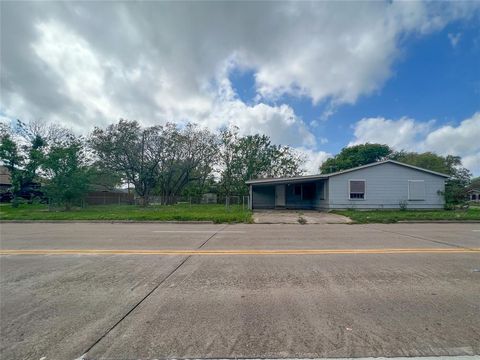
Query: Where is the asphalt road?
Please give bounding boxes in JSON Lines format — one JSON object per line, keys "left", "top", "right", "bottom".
{"left": 0, "top": 222, "right": 479, "bottom": 360}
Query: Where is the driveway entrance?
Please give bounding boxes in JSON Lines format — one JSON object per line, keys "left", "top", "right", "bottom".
{"left": 253, "top": 210, "right": 352, "bottom": 224}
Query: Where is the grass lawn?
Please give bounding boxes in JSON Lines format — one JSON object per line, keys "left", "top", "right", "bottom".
{"left": 0, "top": 203, "right": 253, "bottom": 223}
{"left": 333, "top": 206, "right": 480, "bottom": 223}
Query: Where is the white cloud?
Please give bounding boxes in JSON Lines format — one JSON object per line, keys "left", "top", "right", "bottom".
{"left": 349, "top": 113, "right": 480, "bottom": 175}
{"left": 1, "top": 2, "right": 479, "bottom": 142}
{"left": 295, "top": 148, "right": 332, "bottom": 175}
{"left": 448, "top": 32, "right": 462, "bottom": 48}
{"left": 31, "top": 21, "right": 122, "bottom": 131}
{"left": 423, "top": 114, "right": 480, "bottom": 156}
{"left": 349, "top": 117, "right": 433, "bottom": 150}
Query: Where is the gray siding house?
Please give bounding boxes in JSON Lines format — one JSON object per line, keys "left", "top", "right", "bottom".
{"left": 246, "top": 160, "right": 449, "bottom": 210}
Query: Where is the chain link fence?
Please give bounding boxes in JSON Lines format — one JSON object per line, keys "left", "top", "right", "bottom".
{"left": 84, "top": 191, "right": 134, "bottom": 206}
{"left": 136, "top": 194, "right": 250, "bottom": 209}
{"left": 79, "top": 192, "right": 250, "bottom": 209}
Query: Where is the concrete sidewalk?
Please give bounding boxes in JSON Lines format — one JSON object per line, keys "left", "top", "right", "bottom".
{"left": 253, "top": 209, "right": 352, "bottom": 224}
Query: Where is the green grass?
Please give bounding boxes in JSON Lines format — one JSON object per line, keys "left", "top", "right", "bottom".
{"left": 333, "top": 207, "right": 480, "bottom": 223}
{"left": 0, "top": 203, "right": 253, "bottom": 223}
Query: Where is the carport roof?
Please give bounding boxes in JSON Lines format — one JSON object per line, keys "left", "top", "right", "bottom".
{"left": 245, "top": 160, "right": 450, "bottom": 185}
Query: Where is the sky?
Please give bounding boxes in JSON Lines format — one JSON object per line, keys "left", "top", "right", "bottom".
{"left": 1, "top": 1, "right": 479, "bottom": 175}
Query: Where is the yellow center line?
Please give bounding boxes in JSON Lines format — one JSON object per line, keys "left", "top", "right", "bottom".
{"left": 0, "top": 248, "right": 479, "bottom": 255}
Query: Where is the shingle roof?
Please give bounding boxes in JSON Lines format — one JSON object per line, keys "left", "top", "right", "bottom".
{"left": 245, "top": 160, "right": 450, "bottom": 185}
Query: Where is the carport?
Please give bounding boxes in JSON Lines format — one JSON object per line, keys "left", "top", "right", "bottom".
{"left": 247, "top": 175, "right": 328, "bottom": 210}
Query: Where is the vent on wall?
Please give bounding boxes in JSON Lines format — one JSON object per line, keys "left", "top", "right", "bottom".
{"left": 408, "top": 180, "right": 425, "bottom": 200}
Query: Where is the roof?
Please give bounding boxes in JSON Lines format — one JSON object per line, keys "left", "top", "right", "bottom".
{"left": 245, "top": 160, "right": 450, "bottom": 185}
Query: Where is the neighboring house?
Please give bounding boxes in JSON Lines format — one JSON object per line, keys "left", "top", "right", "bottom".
{"left": 468, "top": 189, "right": 480, "bottom": 202}
{"left": 0, "top": 165, "right": 12, "bottom": 192}
{"left": 246, "top": 160, "right": 449, "bottom": 210}
{"left": 0, "top": 165, "right": 44, "bottom": 202}
{"left": 0, "top": 166, "right": 13, "bottom": 201}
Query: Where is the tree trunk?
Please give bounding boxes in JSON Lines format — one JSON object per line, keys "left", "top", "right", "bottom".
{"left": 165, "top": 193, "right": 175, "bottom": 205}
{"left": 138, "top": 195, "right": 149, "bottom": 207}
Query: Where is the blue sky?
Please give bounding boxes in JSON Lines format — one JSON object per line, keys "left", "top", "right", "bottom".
{"left": 1, "top": 1, "right": 479, "bottom": 174}
{"left": 230, "top": 20, "right": 480, "bottom": 157}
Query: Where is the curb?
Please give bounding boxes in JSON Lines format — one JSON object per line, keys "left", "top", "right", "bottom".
{"left": 397, "top": 220, "right": 480, "bottom": 224}
{"left": 0, "top": 220, "right": 215, "bottom": 224}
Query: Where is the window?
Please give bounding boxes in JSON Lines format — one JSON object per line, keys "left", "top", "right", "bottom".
{"left": 408, "top": 180, "right": 425, "bottom": 200}
{"left": 349, "top": 180, "right": 365, "bottom": 200}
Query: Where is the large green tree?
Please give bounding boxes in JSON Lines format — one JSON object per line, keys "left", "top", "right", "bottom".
{"left": 219, "top": 128, "right": 304, "bottom": 196}
{"left": 90, "top": 120, "right": 218, "bottom": 205}
{"left": 319, "top": 143, "right": 392, "bottom": 174}
{"left": 90, "top": 120, "right": 163, "bottom": 206}
{"left": 42, "top": 138, "right": 90, "bottom": 210}
{"left": 0, "top": 129, "right": 46, "bottom": 205}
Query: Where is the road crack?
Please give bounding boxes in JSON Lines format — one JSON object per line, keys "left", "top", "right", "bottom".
{"left": 75, "top": 224, "right": 229, "bottom": 360}
{"left": 369, "top": 226, "right": 473, "bottom": 250}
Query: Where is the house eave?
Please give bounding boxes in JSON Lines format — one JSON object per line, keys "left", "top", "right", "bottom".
{"left": 245, "top": 160, "right": 450, "bottom": 186}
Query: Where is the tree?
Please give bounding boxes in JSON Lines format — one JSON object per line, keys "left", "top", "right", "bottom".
{"left": 320, "top": 143, "right": 392, "bottom": 174}
{"left": 0, "top": 119, "right": 78, "bottom": 206}
{"left": 390, "top": 151, "right": 450, "bottom": 174}
{"left": 42, "top": 138, "right": 90, "bottom": 210}
{"left": 90, "top": 120, "right": 218, "bottom": 205}
{"left": 15, "top": 119, "right": 72, "bottom": 147}
{"left": 219, "top": 129, "right": 304, "bottom": 196}
{"left": 86, "top": 163, "right": 123, "bottom": 189}
{"left": 90, "top": 120, "right": 162, "bottom": 206}
{"left": 156, "top": 123, "right": 218, "bottom": 204}
{"left": 218, "top": 127, "right": 240, "bottom": 198}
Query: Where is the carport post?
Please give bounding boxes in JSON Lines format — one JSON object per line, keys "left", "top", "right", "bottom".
{"left": 249, "top": 185, "right": 253, "bottom": 210}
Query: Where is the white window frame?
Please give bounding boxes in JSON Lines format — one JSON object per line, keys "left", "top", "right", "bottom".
{"left": 408, "top": 180, "right": 426, "bottom": 201}
{"left": 349, "top": 179, "right": 366, "bottom": 200}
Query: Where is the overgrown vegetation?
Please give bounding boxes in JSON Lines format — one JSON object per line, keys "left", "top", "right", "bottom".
{"left": 0, "top": 120, "right": 477, "bottom": 215}
{"left": 333, "top": 208, "right": 480, "bottom": 223}
{"left": 1, "top": 119, "right": 304, "bottom": 210}
{"left": 0, "top": 203, "right": 252, "bottom": 223}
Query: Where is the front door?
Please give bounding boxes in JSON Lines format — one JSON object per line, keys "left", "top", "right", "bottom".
{"left": 275, "top": 184, "right": 286, "bottom": 207}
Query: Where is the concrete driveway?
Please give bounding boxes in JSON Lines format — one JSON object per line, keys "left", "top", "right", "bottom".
{"left": 1, "top": 222, "right": 479, "bottom": 359}
{"left": 253, "top": 209, "right": 352, "bottom": 224}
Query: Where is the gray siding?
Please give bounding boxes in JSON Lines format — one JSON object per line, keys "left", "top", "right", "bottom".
{"left": 327, "top": 162, "right": 445, "bottom": 209}
{"left": 252, "top": 185, "right": 275, "bottom": 209}
{"left": 316, "top": 180, "right": 329, "bottom": 209}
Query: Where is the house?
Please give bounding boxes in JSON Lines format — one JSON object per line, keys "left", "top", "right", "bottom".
{"left": 246, "top": 160, "right": 449, "bottom": 210}
{"left": 468, "top": 189, "right": 480, "bottom": 202}
{"left": 0, "top": 165, "right": 12, "bottom": 192}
